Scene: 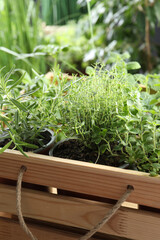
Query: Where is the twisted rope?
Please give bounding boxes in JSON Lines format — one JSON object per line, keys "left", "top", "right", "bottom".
{"left": 16, "top": 165, "right": 38, "bottom": 240}
{"left": 16, "top": 165, "right": 134, "bottom": 240}
{"left": 79, "top": 185, "right": 134, "bottom": 240}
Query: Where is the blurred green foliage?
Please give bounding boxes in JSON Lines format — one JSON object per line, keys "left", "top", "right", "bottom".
{"left": 76, "top": 0, "right": 160, "bottom": 72}
{"left": 40, "top": 0, "right": 87, "bottom": 25}
{"left": 0, "top": 0, "right": 46, "bottom": 75}
{"left": 44, "top": 0, "right": 160, "bottom": 73}
{"left": 0, "top": 0, "right": 160, "bottom": 75}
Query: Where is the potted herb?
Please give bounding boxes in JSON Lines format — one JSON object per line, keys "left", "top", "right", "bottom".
{"left": 50, "top": 59, "right": 160, "bottom": 176}
{"left": 0, "top": 67, "right": 56, "bottom": 156}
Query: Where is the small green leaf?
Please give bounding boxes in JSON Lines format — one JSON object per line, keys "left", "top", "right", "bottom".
{"left": 95, "top": 136, "right": 101, "bottom": 144}
{"left": 147, "top": 109, "right": 157, "bottom": 114}
{"left": 150, "top": 171, "right": 158, "bottom": 177}
{"left": 156, "top": 151, "right": 160, "bottom": 157}
{"left": 9, "top": 72, "right": 26, "bottom": 90}
{"left": 120, "top": 140, "right": 127, "bottom": 146}
{"left": 121, "top": 52, "right": 130, "bottom": 60}
{"left": 16, "top": 144, "right": 28, "bottom": 157}
{"left": 0, "top": 114, "right": 10, "bottom": 121}
{"left": 0, "top": 140, "right": 13, "bottom": 153}
{"left": 17, "top": 89, "right": 39, "bottom": 99}
{"left": 126, "top": 62, "right": 141, "bottom": 70}
{"left": 16, "top": 141, "right": 39, "bottom": 149}
{"left": 149, "top": 99, "right": 158, "bottom": 105}
{"left": 4, "top": 65, "right": 15, "bottom": 82}
{"left": 152, "top": 163, "right": 160, "bottom": 169}
{"left": 101, "top": 128, "right": 107, "bottom": 137}
{"left": 10, "top": 98, "right": 28, "bottom": 112}
{"left": 99, "top": 144, "right": 108, "bottom": 154}
{"left": 14, "top": 111, "right": 19, "bottom": 125}
{"left": 0, "top": 115, "right": 11, "bottom": 129}
{"left": 86, "top": 66, "right": 95, "bottom": 76}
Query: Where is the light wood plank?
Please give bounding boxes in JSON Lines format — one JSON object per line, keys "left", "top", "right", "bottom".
{"left": 0, "top": 184, "right": 160, "bottom": 240}
{"left": 0, "top": 149, "right": 160, "bottom": 208}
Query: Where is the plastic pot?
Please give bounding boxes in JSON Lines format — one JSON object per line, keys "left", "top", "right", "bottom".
{"left": 34, "top": 128, "right": 56, "bottom": 155}
{"left": 49, "top": 138, "right": 71, "bottom": 157}
{"left": 0, "top": 128, "right": 56, "bottom": 155}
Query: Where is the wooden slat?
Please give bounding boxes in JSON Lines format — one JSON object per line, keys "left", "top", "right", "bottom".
{"left": 0, "top": 219, "right": 127, "bottom": 240}
{"left": 0, "top": 149, "right": 160, "bottom": 208}
{"left": 0, "top": 217, "right": 99, "bottom": 240}
{"left": 0, "top": 184, "right": 160, "bottom": 240}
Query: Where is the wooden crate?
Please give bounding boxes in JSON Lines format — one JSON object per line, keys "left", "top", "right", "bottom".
{"left": 0, "top": 149, "right": 160, "bottom": 240}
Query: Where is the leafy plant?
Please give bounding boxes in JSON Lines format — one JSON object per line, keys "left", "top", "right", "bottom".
{"left": 56, "top": 59, "right": 139, "bottom": 161}
{"left": 0, "top": 67, "right": 57, "bottom": 156}
{"left": 55, "top": 57, "right": 160, "bottom": 175}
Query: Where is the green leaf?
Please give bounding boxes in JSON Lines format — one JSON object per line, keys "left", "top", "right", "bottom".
{"left": 17, "top": 89, "right": 39, "bottom": 99}
{"left": 99, "top": 144, "right": 108, "bottom": 154}
{"left": 15, "top": 69, "right": 32, "bottom": 84}
{"left": 0, "top": 140, "right": 13, "bottom": 153}
{"left": 150, "top": 171, "right": 158, "bottom": 177}
{"left": 149, "top": 99, "right": 158, "bottom": 105}
{"left": 10, "top": 98, "right": 28, "bottom": 112}
{"left": 121, "top": 52, "right": 130, "bottom": 60}
{"left": 156, "top": 151, "right": 160, "bottom": 157}
{"left": 120, "top": 140, "right": 127, "bottom": 146}
{"left": 126, "top": 62, "right": 141, "bottom": 70}
{"left": 0, "top": 115, "right": 11, "bottom": 129}
{"left": 9, "top": 72, "right": 26, "bottom": 91}
{"left": 26, "top": 102, "right": 38, "bottom": 110}
{"left": 0, "top": 47, "right": 20, "bottom": 58}
{"left": 0, "top": 114, "right": 10, "bottom": 122}
{"left": 14, "top": 111, "right": 19, "bottom": 125}
{"left": 95, "top": 136, "right": 101, "bottom": 144}
{"left": 16, "top": 140, "right": 39, "bottom": 149}
{"left": 4, "top": 65, "right": 15, "bottom": 82}
{"left": 126, "top": 146, "right": 133, "bottom": 155}
{"left": 93, "top": 126, "right": 100, "bottom": 133}
{"left": 16, "top": 144, "right": 28, "bottom": 157}
{"left": 0, "top": 66, "right": 6, "bottom": 74}
{"left": 101, "top": 128, "right": 107, "bottom": 137}
{"left": 127, "top": 100, "right": 133, "bottom": 106}
{"left": 86, "top": 66, "right": 95, "bottom": 76}
{"left": 152, "top": 163, "right": 160, "bottom": 169}
{"left": 147, "top": 109, "right": 157, "bottom": 114}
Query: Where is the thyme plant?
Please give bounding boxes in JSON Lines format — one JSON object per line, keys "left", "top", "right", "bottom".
{"left": 57, "top": 60, "right": 139, "bottom": 163}
{"left": 56, "top": 59, "right": 160, "bottom": 175}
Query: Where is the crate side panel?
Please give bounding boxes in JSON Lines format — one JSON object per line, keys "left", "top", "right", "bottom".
{"left": 0, "top": 150, "right": 160, "bottom": 208}
{"left": 0, "top": 217, "right": 98, "bottom": 240}
{"left": 0, "top": 184, "right": 160, "bottom": 240}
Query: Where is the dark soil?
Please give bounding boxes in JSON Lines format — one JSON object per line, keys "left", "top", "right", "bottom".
{"left": 51, "top": 139, "right": 125, "bottom": 167}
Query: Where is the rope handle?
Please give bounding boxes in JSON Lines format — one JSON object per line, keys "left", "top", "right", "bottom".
{"left": 16, "top": 166, "right": 38, "bottom": 240}
{"left": 16, "top": 165, "right": 134, "bottom": 240}
{"left": 79, "top": 185, "right": 134, "bottom": 240}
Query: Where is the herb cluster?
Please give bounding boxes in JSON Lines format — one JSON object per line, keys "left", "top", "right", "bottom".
{"left": 56, "top": 60, "right": 160, "bottom": 175}
{"left": 0, "top": 67, "right": 58, "bottom": 156}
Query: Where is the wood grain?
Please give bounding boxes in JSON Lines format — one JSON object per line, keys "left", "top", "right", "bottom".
{"left": 0, "top": 217, "right": 99, "bottom": 240}
{"left": 0, "top": 149, "right": 160, "bottom": 208}
{"left": 0, "top": 184, "right": 160, "bottom": 240}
